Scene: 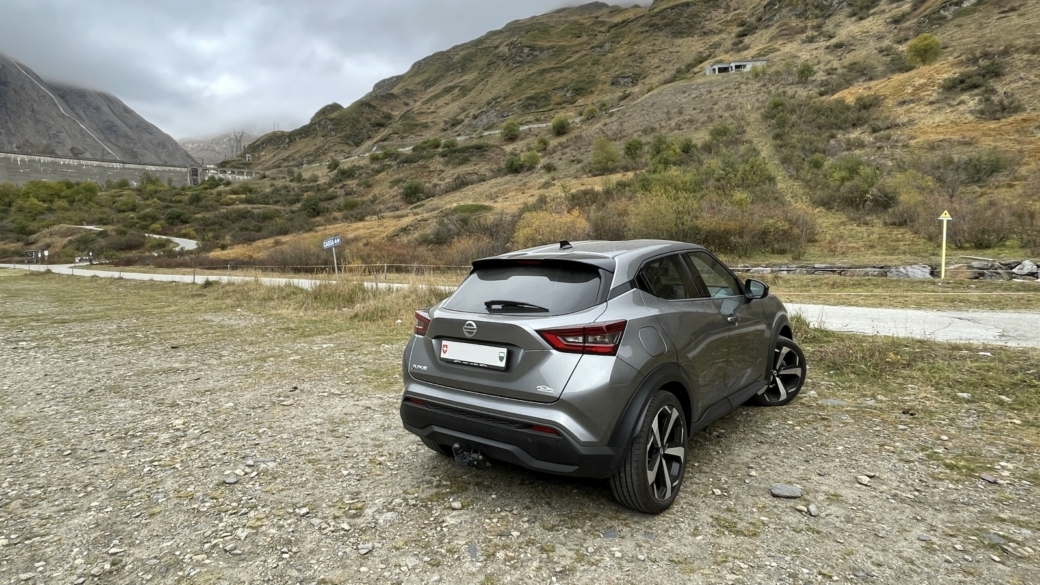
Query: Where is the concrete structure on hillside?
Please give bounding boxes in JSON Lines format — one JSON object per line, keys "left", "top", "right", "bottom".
{"left": 705, "top": 59, "right": 767, "bottom": 75}
{"left": 201, "top": 167, "right": 261, "bottom": 182}
{"left": 0, "top": 151, "right": 260, "bottom": 187}
{"left": 0, "top": 151, "right": 193, "bottom": 187}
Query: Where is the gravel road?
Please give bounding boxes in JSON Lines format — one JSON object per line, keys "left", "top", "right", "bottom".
{"left": 5, "top": 265, "right": 1039, "bottom": 348}
{"left": 0, "top": 273, "right": 1036, "bottom": 584}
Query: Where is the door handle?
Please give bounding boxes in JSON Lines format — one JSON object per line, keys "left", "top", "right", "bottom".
{"left": 727, "top": 316, "right": 739, "bottom": 324}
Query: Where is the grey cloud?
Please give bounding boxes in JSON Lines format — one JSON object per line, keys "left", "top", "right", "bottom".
{"left": 0, "top": 1, "right": 649, "bottom": 139}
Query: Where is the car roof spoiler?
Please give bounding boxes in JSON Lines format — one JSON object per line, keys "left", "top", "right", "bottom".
{"left": 471, "top": 255, "right": 616, "bottom": 273}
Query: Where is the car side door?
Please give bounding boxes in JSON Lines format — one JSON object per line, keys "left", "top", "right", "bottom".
{"left": 683, "top": 251, "right": 771, "bottom": 394}
{"left": 635, "top": 253, "right": 732, "bottom": 422}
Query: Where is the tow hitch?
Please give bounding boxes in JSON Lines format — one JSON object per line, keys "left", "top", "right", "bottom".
{"left": 452, "top": 443, "right": 491, "bottom": 469}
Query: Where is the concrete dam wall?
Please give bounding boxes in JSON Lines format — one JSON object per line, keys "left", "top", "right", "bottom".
{"left": 0, "top": 151, "right": 192, "bottom": 187}
{"left": 0, "top": 152, "right": 260, "bottom": 187}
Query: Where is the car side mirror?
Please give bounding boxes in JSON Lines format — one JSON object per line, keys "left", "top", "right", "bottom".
{"left": 744, "top": 279, "right": 769, "bottom": 300}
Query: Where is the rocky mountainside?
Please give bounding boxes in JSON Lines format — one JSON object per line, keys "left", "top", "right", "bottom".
{"left": 243, "top": 0, "right": 1038, "bottom": 169}
{"left": 0, "top": 53, "right": 196, "bottom": 166}
{"left": 178, "top": 131, "right": 258, "bottom": 166}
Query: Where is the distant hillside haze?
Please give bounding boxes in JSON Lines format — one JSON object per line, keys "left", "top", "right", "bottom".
{"left": 0, "top": 53, "right": 197, "bottom": 167}
{"left": 178, "top": 131, "right": 259, "bottom": 166}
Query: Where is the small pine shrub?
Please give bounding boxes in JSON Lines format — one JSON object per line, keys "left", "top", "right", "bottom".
{"left": 401, "top": 180, "right": 426, "bottom": 204}
{"left": 551, "top": 115, "right": 571, "bottom": 136}
{"left": 520, "top": 151, "right": 541, "bottom": 169}
{"left": 624, "top": 139, "right": 644, "bottom": 160}
{"left": 501, "top": 120, "right": 521, "bottom": 141}
{"left": 906, "top": 33, "right": 941, "bottom": 67}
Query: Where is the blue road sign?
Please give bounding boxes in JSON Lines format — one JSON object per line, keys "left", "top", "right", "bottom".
{"left": 323, "top": 236, "right": 342, "bottom": 250}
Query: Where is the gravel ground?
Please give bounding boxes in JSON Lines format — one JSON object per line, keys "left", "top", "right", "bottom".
{"left": 1, "top": 274, "right": 1037, "bottom": 585}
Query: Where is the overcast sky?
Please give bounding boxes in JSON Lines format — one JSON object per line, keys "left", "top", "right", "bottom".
{"left": 0, "top": 0, "right": 649, "bottom": 140}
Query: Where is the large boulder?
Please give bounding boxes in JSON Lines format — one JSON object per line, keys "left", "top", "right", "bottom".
{"left": 983, "top": 270, "right": 1012, "bottom": 281}
{"left": 887, "top": 265, "right": 933, "bottom": 279}
{"left": 1012, "top": 260, "right": 1038, "bottom": 276}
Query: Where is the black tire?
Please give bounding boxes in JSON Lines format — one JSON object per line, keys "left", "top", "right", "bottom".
{"left": 421, "top": 438, "right": 453, "bottom": 457}
{"left": 751, "top": 336, "right": 806, "bottom": 406}
{"left": 610, "top": 391, "right": 688, "bottom": 514}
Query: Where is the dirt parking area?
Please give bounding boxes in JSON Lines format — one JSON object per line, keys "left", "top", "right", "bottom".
{"left": 1, "top": 271, "right": 1037, "bottom": 584}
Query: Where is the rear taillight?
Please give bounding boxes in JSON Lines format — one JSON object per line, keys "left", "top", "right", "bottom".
{"left": 530, "top": 424, "right": 559, "bottom": 435}
{"left": 414, "top": 310, "right": 431, "bottom": 336}
{"left": 536, "top": 320, "right": 627, "bottom": 356}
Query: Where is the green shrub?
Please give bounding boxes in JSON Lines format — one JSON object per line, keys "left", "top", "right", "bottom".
{"left": 551, "top": 115, "right": 571, "bottom": 136}
{"left": 504, "top": 155, "right": 524, "bottom": 174}
{"left": 442, "top": 137, "right": 458, "bottom": 149}
{"left": 918, "top": 149, "right": 1016, "bottom": 200}
{"left": 335, "top": 165, "right": 361, "bottom": 181}
{"left": 536, "top": 137, "right": 550, "bottom": 152}
{"left": 975, "top": 92, "right": 1024, "bottom": 120}
{"left": 582, "top": 106, "right": 598, "bottom": 121}
{"left": 501, "top": 120, "right": 521, "bottom": 141}
{"left": 942, "top": 60, "right": 1006, "bottom": 93}
{"left": 542, "top": 162, "right": 558, "bottom": 173}
{"left": 327, "top": 158, "right": 340, "bottom": 171}
{"left": 624, "top": 139, "right": 645, "bottom": 160}
{"left": 505, "top": 151, "right": 541, "bottom": 174}
{"left": 521, "top": 151, "right": 541, "bottom": 169}
{"left": 590, "top": 137, "right": 620, "bottom": 175}
{"left": 412, "top": 137, "right": 443, "bottom": 152}
{"left": 906, "top": 33, "right": 941, "bottom": 67}
{"left": 401, "top": 180, "right": 426, "bottom": 204}
{"left": 797, "top": 62, "right": 816, "bottom": 83}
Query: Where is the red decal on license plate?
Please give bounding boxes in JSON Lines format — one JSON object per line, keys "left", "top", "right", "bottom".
{"left": 442, "top": 343, "right": 449, "bottom": 355}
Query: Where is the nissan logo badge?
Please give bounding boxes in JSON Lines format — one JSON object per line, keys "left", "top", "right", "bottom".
{"left": 463, "top": 321, "right": 477, "bottom": 338}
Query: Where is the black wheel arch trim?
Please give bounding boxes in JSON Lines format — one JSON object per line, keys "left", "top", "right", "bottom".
{"left": 606, "top": 362, "right": 693, "bottom": 458}
{"left": 764, "top": 312, "right": 794, "bottom": 379}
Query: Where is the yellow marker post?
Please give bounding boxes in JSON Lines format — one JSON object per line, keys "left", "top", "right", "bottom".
{"left": 939, "top": 210, "right": 952, "bottom": 279}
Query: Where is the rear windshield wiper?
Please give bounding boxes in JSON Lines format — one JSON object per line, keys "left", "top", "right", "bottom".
{"left": 484, "top": 300, "right": 550, "bottom": 313}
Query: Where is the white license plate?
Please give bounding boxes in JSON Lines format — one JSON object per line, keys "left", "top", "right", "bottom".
{"left": 440, "top": 340, "right": 508, "bottom": 370}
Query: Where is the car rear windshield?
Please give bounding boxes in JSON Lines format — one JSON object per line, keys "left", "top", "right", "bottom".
{"left": 443, "top": 262, "right": 604, "bottom": 316}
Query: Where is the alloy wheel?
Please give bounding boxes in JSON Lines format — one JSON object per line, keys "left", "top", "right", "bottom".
{"left": 645, "top": 404, "right": 686, "bottom": 501}
{"left": 762, "top": 339, "right": 805, "bottom": 404}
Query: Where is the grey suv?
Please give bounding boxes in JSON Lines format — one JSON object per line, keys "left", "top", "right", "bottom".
{"left": 400, "top": 240, "right": 805, "bottom": 513}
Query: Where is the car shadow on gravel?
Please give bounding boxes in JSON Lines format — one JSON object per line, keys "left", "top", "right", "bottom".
{"left": 409, "top": 410, "right": 753, "bottom": 518}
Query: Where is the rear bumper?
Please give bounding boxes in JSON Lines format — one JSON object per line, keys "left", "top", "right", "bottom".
{"left": 400, "top": 397, "right": 623, "bottom": 479}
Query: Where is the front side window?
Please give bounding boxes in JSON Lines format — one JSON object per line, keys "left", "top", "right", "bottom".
{"left": 685, "top": 252, "right": 741, "bottom": 298}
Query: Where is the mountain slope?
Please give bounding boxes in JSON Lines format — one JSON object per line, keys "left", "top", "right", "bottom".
{"left": 244, "top": 0, "right": 721, "bottom": 167}
{"left": 0, "top": 53, "right": 196, "bottom": 166}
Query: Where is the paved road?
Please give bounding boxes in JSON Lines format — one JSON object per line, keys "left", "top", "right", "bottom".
{"left": 78, "top": 225, "right": 199, "bottom": 251}
{"left": 3, "top": 263, "right": 410, "bottom": 292}
{"left": 4, "top": 264, "right": 1037, "bottom": 348}
{"left": 5, "top": 263, "right": 332, "bottom": 289}
{"left": 786, "top": 303, "right": 1040, "bottom": 348}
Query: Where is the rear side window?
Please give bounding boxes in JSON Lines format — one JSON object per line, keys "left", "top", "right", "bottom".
{"left": 443, "top": 263, "right": 603, "bottom": 315}
{"left": 637, "top": 254, "right": 699, "bottom": 300}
